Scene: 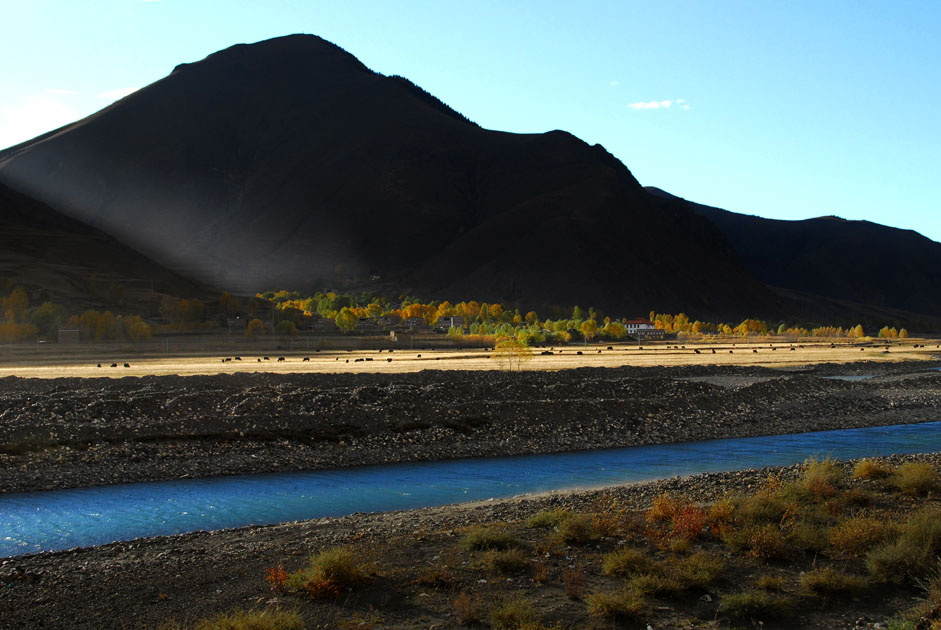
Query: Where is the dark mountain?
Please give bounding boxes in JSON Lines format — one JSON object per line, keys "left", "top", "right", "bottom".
{"left": 647, "top": 187, "right": 941, "bottom": 326}
{"left": 0, "top": 34, "right": 778, "bottom": 320}
{"left": 0, "top": 182, "right": 208, "bottom": 314}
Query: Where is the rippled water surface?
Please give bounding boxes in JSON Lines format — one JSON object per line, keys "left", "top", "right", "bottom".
{"left": 2, "top": 421, "right": 939, "bottom": 557}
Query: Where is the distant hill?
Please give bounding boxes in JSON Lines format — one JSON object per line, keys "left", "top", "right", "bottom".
{"left": 0, "top": 34, "right": 936, "bottom": 326}
{"left": 0, "top": 34, "right": 777, "bottom": 321}
{"left": 647, "top": 187, "right": 941, "bottom": 326}
{"left": 0, "top": 182, "right": 209, "bottom": 314}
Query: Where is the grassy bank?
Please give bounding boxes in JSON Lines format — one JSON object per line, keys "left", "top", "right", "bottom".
{"left": 166, "top": 456, "right": 941, "bottom": 629}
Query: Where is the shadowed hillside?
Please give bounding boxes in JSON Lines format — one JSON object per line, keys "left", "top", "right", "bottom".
{"left": 0, "top": 182, "right": 209, "bottom": 314}
{"left": 0, "top": 34, "right": 778, "bottom": 320}
{"left": 647, "top": 187, "right": 941, "bottom": 326}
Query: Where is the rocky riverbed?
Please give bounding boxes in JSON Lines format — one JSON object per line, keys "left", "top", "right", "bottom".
{"left": 1, "top": 360, "right": 939, "bottom": 494}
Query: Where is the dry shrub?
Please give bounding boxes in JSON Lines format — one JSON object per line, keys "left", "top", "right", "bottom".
{"left": 893, "top": 462, "right": 939, "bottom": 496}
{"left": 453, "top": 591, "right": 481, "bottom": 626}
{"left": 838, "top": 486, "right": 876, "bottom": 508}
{"left": 602, "top": 548, "right": 654, "bottom": 577}
{"left": 756, "top": 574, "right": 790, "bottom": 592}
{"left": 526, "top": 508, "right": 570, "bottom": 529}
{"left": 706, "top": 497, "right": 736, "bottom": 537}
{"left": 853, "top": 458, "right": 893, "bottom": 480}
{"left": 670, "top": 552, "right": 725, "bottom": 590}
{"left": 193, "top": 608, "right": 304, "bottom": 630}
{"left": 414, "top": 565, "right": 452, "bottom": 588}
{"left": 667, "top": 537, "right": 692, "bottom": 554}
{"left": 829, "top": 515, "right": 900, "bottom": 555}
{"left": 585, "top": 588, "right": 647, "bottom": 622}
{"left": 718, "top": 589, "right": 796, "bottom": 620}
{"left": 265, "top": 564, "right": 288, "bottom": 592}
{"left": 799, "top": 455, "right": 843, "bottom": 499}
{"left": 562, "top": 566, "right": 586, "bottom": 599}
{"left": 867, "top": 506, "right": 941, "bottom": 583}
{"left": 787, "top": 521, "right": 829, "bottom": 553}
{"left": 800, "top": 566, "right": 868, "bottom": 597}
{"left": 460, "top": 526, "right": 521, "bottom": 551}
{"left": 531, "top": 559, "right": 550, "bottom": 583}
{"left": 724, "top": 523, "right": 788, "bottom": 561}
{"left": 283, "top": 547, "right": 366, "bottom": 599}
{"left": 490, "top": 596, "right": 536, "bottom": 630}
{"left": 645, "top": 493, "right": 708, "bottom": 541}
{"left": 485, "top": 548, "right": 528, "bottom": 575}
{"left": 554, "top": 513, "right": 599, "bottom": 544}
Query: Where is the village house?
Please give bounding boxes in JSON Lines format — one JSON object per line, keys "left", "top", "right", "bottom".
{"left": 625, "top": 318, "right": 665, "bottom": 340}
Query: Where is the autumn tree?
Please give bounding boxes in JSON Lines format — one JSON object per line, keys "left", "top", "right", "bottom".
{"left": 275, "top": 320, "right": 298, "bottom": 340}
{"left": 245, "top": 318, "right": 264, "bottom": 340}
{"left": 898, "top": 328, "right": 909, "bottom": 339}
{"left": 335, "top": 307, "right": 358, "bottom": 333}
{"left": 580, "top": 319, "right": 598, "bottom": 344}
{"left": 490, "top": 338, "right": 533, "bottom": 371}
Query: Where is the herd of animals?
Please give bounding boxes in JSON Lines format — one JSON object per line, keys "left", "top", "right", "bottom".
{"left": 90, "top": 340, "right": 936, "bottom": 370}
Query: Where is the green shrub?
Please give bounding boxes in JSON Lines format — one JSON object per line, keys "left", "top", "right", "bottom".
{"left": 718, "top": 589, "right": 796, "bottom": 620}
{"left": 734, "top": 492, "right": 795, "bottom": 525}
{"left": 828, "top": 515, "right": 899, "bottom": 555}
{"left": 789, "top": 521, "right": 829, "bottom": 553}
{"left": 526, "top": 508, "right": 570, "bottom": 528}
{"left": 602, "top": 548, "right": 654, "bottom": 577}
{"left": 866, "top": 506, "right": 941, "bottom": 583}
{"left": 853, "top": 458, "right": 893, "bottom": 480}
{"left": 554, "top": 513, "right": 599, "bottom": 544}
{"left": 484, "top": 549, "right": 528, "bottom": 575}
{"left": 193, "top": 609, "right": 304, "bottom": 630}
{"left": 800, "top": 566, "right": 868, "bottom": 597}
{"left": 670, "top": 552, "right": 725, "bottom": 590}
{"left": 756, "top": 574, "right": 790, "bottom": 592}
{"left": 460, "top": 526, "right": 521, "bottom": 551}
{"left": 627, "top": 573, "right": 680, "bottom": 596}
{"left": 585, "top": 588, "right": 647, "bottom": 621}
{"left": 724, "top": 523, "right": 788, "bottom": 560}
{"left": 490, "top": 596, "right": 536, "bottom": 630}
{"left": 893, "top": 462, "right": 938, "bottom": 496}
{"left": 283, "top": 547, "right": 366, "bottom": 599}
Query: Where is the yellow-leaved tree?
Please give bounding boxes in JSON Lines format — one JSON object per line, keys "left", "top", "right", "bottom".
{"left": 490, "top": 338, "right": 533, "bottom": 371}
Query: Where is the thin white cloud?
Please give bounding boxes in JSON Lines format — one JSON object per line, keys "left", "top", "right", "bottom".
{"left": 44, "top": 88, "right": 77, "bottom": 95}
{"left": 0, "top": 95, "right": 78, "bottom": 150}
{"left": 610, "top": 80, "right": 619, "bottom": 87}
{"left": 627, "top": 99, "right": 689, "bottom": 111}
{"left": 97, "top": 87, "right": 137, "bottom": 100}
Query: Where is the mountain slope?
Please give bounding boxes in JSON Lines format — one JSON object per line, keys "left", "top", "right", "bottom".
{"left": 0, "top": 34, "right": 777, "bottom": 320}
{"left": 647, "top": 187, "right": 941, "bottom": 323}
{"left": 0, "top": 182, "right": 209, "bottom": 313}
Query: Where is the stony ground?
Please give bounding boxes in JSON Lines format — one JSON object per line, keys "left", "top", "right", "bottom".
{"left": 0, "top": 360, "right": 938, "bottom": 493}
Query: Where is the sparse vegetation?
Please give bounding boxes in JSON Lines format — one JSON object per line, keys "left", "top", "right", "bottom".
{"left": 460, "top": 525, "right": 521, "bottom": 551}
{"left": 192, "top": 609, "right": 304, "bottom": 630}
{"left": 854, "top": 458, "right": 894, "bottom": 480}
{"left": 283, "top": 547, "right": 366, "bottom": 599}
{"left": 892, "top": 462, "right": 938, "bottom": 496}
{"left": 718, "top": 589, "right": 796, "bottom": 619}
{"left": 799, "top": 566, "right": 868, "bottom": 597}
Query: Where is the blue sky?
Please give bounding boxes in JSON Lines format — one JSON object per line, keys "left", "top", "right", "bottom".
{"left": 2, "top": 1, "right": 939, "bottom": 242}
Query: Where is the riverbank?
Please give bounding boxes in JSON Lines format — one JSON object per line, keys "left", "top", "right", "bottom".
{"left": 1, "top": 451, "right": 938, "bottom": 629}
{"left": 1, "top": 359, "right": 938, "bottom": 494}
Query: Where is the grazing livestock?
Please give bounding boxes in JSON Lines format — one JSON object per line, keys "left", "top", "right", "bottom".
{"left": 366, "top": 358, "right": 373, "bottom": 361}
{"left": 417, "top": 354, "right": 421, "bottom": 358}
{"left": 607, "top": 346, "right": 613, "bottom": 350}
{"left": 111, "top": 363, "right": 118, "bottom": 367}
{"left": 729, "top": 350, "right": 733, "bottom": 354}
{"left": 753, "top": 349, "right": 758, "bottom": 353}
{"left": 576, "top": 351, "right": 583, "bottom": 355}
{"left": 257, "top": 358, "right": 261, "bottom": 362}
{"left": 97, "top": 363, "right": 101, "bottom": 368}
{"left": 540, "top": 350, "right": 554, "bottom": 355}
{"left": 302, "top": 357, "right": 310, "bottom": 362}
{"left": 355, "top": 358, "right": 364, "bottom": 362}
{"left": 711, "top": 349, "right": 716, "bottom": 354}
{"left": 123, "top": 363, "right": 130, "bottom": 368}
{"left": 234, "top": 357, "right": 241, "bottom": 361}
{"left": 263, "top": 356, "right": 270, "bottom": 361}
{"left": 694, "top": 349, "right": 701, "bottom": 354}
{"left": 597, "top": 349, "right": 601, "bottom": 354}
{"left": 387, "top": 358, "right": 392, "bottom": 362}
{"left": 790, "top": 347, "right": 796, "bottom": 351}
{"left": 277, "top": 357, "right": 285, "bottom": 362}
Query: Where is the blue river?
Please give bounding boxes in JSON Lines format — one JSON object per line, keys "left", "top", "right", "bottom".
{"left": 1, "top": 420, "right": 939, "bottom": 557}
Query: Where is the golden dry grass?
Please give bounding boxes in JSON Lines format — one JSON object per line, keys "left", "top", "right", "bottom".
{"left": 0, "top": 338, "right": 934, "bottom": 379}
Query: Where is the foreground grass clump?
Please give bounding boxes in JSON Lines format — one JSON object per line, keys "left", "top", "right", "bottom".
{"left": 800, "top": 566, "right": 868, "bottom": 597}
{"left": 192, "top": 609, "right": 304, "bottom": 630}
{"left": 585, "top": 588, "right": 647, "bottom": 622}
{"left": 526, "top": 508, "right": 570, "bottom": 529}
{"left": 798, "top": 455, "right": 843, "bottom": 498}
{"left": 893, "top": 462, "right": 939, "bottom": 496}
{"left": 489, "top": 596, "right": 536, "bottom": 629}
{"left": 460, "top": 525, "right": 521, "bottom": 551}
{"left": 484, "top": 548, "right": 529, "bottom": 575}
{"left": 602, "top": 548, "right": 653, "bottom": 577}
{"left": 718, "top": 589, "right": 796, "bottom": 620}
{"left": 828, "top": 514, "right": 899, "bottom": 555}
{"left": 283, "top": 548, "right": 366, "bottom": 599}
{"left": 866, "top": 505, "right": 941, "bottom": 583}
{"left": 854, "top": 458, "right": 894, "bottom": 480}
